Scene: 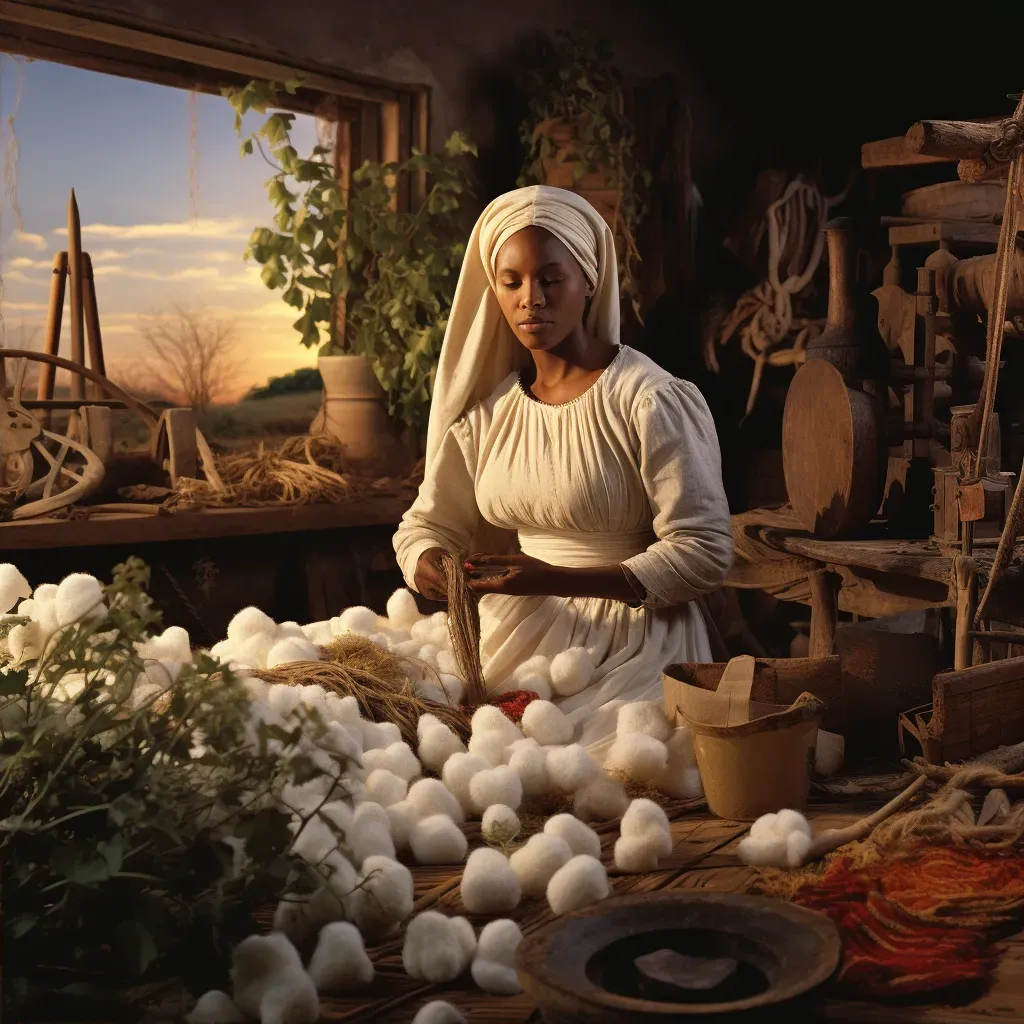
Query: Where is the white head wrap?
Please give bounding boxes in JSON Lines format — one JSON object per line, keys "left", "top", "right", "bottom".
{"left": 426, "top": 185, "right": 620, "bottom": 468}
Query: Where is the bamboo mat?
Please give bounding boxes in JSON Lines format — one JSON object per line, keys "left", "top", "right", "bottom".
{"left": 311, "top": 799, "right": 873, "bottom": 1024}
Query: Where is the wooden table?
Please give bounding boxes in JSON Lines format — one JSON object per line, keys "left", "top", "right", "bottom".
{"left": 728, "top": 512, "right": 1024, "bottom": 658}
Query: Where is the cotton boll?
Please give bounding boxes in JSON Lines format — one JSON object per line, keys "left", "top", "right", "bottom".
{"left": 655, "top": 727, "right": 700, "bottom": 797}
{"left": 233, "top": 632, "right": 276, "bottom": 670}
{"left": 33, "top": 582, "right": 58, "bottom": 602}
{"left": 362, "top": 741, "right": 421, "bottom": 782}
{"left": 521, "top": 700, "right": 573, "bottom": 746}
{"left": 622, "top": 799, "right": 672, "bottom": 844}
{"left": 291, "top": 815, "right": 339, "bottom": 865}
{"left": 408, "top": 778, "right": 465, "bottom": 824}
{"left": 815, "top": 730, "right": 845, "bottom": 777}
{"left": 469, "top": 765, "right": 523, "bottom": 814}
{"left": 321, "top": 722, "right": 362, "bottom": 762}
{"left": 573, "top": 776, "right": 630, "bottom": 821}
{"left": 410, "top": 618, "right": 434, "bottom": 642}
{"left": 7, "top": 621, "right": 39, "bottom": 664}
{"left": 418, "top": 644, "right": 440, "bottom": 666}
{"left": 543, "top": 814, "right": 601, "bottom": 859}
{"left": 275, "top": 621, "right": 307, "bottom": 641}
{"left": 508, "top": 739, "right": 552, "bottom": 797}
{"left": 508, "top": 833, "right": 573, "bottom": 898}
{"left": 436, "top": 649, "right": 459, "bottom": 676}
{"left": 481, "top": 804, "right": 520, "bottom": 844}
{"left": 273, "top": 887, "right": 344, "bottom": 948}
{"left": 546, "top": 854, "right": 609, "bottom": 916}
{"left": 367, "top": 631, "right": 393, "bottom": 651}
{"left": 386, "top": 588, "right": 420, "bottom": 628}
{"left": 467, "top": 731, "right": 507, "bottom": 767}
{"left": 616, "top": 701, "right": 674, "bottom": 742}
{"left": 185, "top": 990, "right": 244, "bottom": 1024}
{"left": 613, "top": 834, "right": 662, "bottom": 873}
{"left": 266, "top": 637, "right": 321, "bottom": 668}
{"left": 442, "top": 753, "right": 491, "bottom": 812}
{"left": 460, "top": 847, "right": 520, "bottom": 914}
{"left": 230, "top": 933, "right": 317, "bottom": 1024}
{"left": 603, "top": 733, "right": 669, "bottom": 784}
{"left": 336, "top": 606, "right": 380, "bottom": 636}
{"left": 353, "top": 801, "right": 391, "bottom": 831}
{"left": 55, "top": 573, "right": 105, "bottom": 626}
{"left": 349, "top": 803, "right": 396, "bottom": 864}
{"left": 513, "top": 654, "right": 551, "bottom": 685}
{"left": 471, "top": 705, "right": 523, "bottom": 746}
{"left": 471, "top": 919, "right": 523, "bottom": 995}
{"left": 416, "top": 680, "right": 449, "bottom": 704}
{"left": 546, "top": 744, "right": 601, "bottom": 793}
{"left": 402, "top": 911, "right": 476, "bottom": 983}
{"left": 385, "top": 800, "right": 417, "bottom": 852}
{"left": 226, "top": 605, "right": 277, "bottom": 643}
{"left": 266, "top": 683, "right": 304, "bottom": 720}
{"left": 393, "top": 639, "right": 423, "bottom": 661}
{"left": 301, "top": 621, "right": 334, "bottom": 646}
{"left": 737, "top": 809, "right": 813, "bottom": 868}
{"left": 549, "top": 647, "right": 594, "bottom": 697}
{"left": 0, "top": 566, "right": 31, "bottom": 614}
{"left": 509, "top": 672, "right": 552, "bottom": 701}
{"left": 359, "top": 719, "right": 402, "bottom": 753}
{"left": 350, "top": 855, "right": 414, "bottom": 939}
{"left": 411, "top": 1001, "right": 466, "bottom": 1024}
{"left": 409, "top": 813, "right": 468, "bottom": 865}
{"left": 438, "top": 674, "right": 465, "bottom": 704}
{"left": 366, "top": 769, "right": 408, "bottom": 807}
{"left": 417, "top": 719, "right": 467, "bottom": 774}
{"left": 429, "top": 611, "right": 448, "bottom": 628}
{"left": 307, "top": 921, "right": 374, "bottom": 992}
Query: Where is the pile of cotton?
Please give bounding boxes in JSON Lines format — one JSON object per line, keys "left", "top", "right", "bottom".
{"left": 546, "top": 855, "right": 609, "bottom": 916}
{"left": 402, "top": 911, "right": 477, "bottom": 983}
{"left": 460, "top": 847, "right": 521, "bottom": 914}
{"left": 229, "top": 933, "right": 318, "bottom": 1024}
{"left": 208, "top": 605, "right": 322, "bottom": 672}
{"left": 736, "top": 809, "right": 813, "bottom": 868}
{"left": 467, "top": 705, "right": 524, "bottom": 766}
{"left": 471, "top": 919, "right": 523, "bottom": 995}
{"left": 614, "top": 798, "right": 673, "bottom": 873}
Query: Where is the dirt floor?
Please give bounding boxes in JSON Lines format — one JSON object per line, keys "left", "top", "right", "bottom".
{"left": 315, "top": 794, "right": 1024, "bottom": 1024}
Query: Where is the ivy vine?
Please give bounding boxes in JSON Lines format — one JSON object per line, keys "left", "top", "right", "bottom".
{"left": 223, "top": 81, "right": 476, "bottom": 431}
{"left": 517, "top": 30, "right": 650, "bottom": 323}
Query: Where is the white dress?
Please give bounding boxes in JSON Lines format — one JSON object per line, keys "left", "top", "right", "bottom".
{"left": 393, "top": 346, "right": 734, "bottom": 758}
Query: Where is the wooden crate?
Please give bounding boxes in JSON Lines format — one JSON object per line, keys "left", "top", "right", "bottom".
{"left": 664, "top": 657, "right": 845, "bottom": 735}
{"left": 899, "top": 656, "right": 1024, "bottom": 764}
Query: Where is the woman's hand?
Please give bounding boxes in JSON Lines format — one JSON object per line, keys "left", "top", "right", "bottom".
{"left": 414, "top": 547, "right": 450, "bottom": 602}
{"left": 464, "top": 553, "right": 566, "bottom": 597}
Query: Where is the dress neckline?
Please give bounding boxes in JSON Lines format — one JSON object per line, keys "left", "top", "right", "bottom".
{"left": 516, "top": 345, "right": 626, "bottom": 409}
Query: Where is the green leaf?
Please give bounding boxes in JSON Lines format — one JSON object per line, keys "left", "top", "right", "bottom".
{"left": 239, "top": 137, "right": 254, "bottom": 158}
{"left": 50, "top": 843, "right": 112, "bottom": 885}
{"left": 237, "top": 807, "right": 294, "bottom": 862}
{"left": 113, "top": 920, "right": 159, "bottom": 976}
{"left": 260, "top": 113, "right": 295, "bottom": 147}
{"left": 0, "top": 666, "right": 29, "bottom": 696}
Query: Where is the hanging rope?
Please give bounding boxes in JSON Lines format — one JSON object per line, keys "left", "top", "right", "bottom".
{"left": 704, "top": 174, "right": 850, "bottom": 417}
{"left": 439, "top": 551, "right": 488, "bottom": 705}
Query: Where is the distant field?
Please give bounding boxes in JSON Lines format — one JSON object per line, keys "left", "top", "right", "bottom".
{"left": 198, "top": 390, "right": 323, "bottom": 449}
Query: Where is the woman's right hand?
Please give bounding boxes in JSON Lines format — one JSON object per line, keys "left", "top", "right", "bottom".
{"left": 414, "top": 547, "right": 449, "bottom": 602}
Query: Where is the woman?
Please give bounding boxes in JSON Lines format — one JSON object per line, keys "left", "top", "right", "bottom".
{"left": 393, "top": 185, "right": 733, "bottom": 758}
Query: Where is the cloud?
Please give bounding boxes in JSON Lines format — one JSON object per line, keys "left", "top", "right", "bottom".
{"left": 2, "top": 271, "right": 46, "bottom": 285}
{"left": 55, "top": 217, "right": 253, "bottom": 241}
{"left": 90, "top": 247, "right": 162, "bottom": 262}
{"left": 0, "top": 301, "right": 48, "bottom": 311}
{"left": 13, "top": 231, "right": 47, "bottom": 251}
{"left": 92, "top": 265, "right": 222, "bottom": 281}
{"left": 200, "top": 250, "right": 247, "bottom": 263}
{"left": 6, "top": 256, "right": 51, "bottom": 270}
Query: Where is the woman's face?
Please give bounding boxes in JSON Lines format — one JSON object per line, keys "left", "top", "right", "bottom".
{"left": 493, "top": 226, "right": 591, "bottom": 351}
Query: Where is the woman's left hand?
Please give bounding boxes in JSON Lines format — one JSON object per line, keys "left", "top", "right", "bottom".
{"left": 464, "top": 553, "right": 566, "bottom": 597}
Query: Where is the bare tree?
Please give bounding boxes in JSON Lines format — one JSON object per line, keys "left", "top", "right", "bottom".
{"left": 138, "top": 306, "right": 242, "bottom": 411}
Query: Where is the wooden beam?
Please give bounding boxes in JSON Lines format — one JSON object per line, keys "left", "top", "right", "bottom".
{"left": 906, "top": 119, "right": 1006, "bottom": 160}
{"left": 0, "top": 0, "right": 403, "bottom": 105}
{"left": 808, "top": 569, "right": 839, "bottom": 658}
{"left": 412, "top": 88, "right": 430, "bottom": 207}
{"left": 380, "top": 100, "right": 401, "bottom": 212}
{"left": 861, "top": 136, "right": 952, "bottom": 170}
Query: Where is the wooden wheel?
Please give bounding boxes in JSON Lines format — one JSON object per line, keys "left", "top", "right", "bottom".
{"left": 151, "top": 408, "right": 199, "bottom": 485}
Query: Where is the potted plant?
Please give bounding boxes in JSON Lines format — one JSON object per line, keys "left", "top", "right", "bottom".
{"left": 517, "top": 30, "right": 649, "bottom": 323}
{"left": 224, "top": 80, "right": 476, "bottom": 472}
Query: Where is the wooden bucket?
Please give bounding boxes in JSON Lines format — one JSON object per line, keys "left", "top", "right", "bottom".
{"left": 665, "top": 656, "right": 822, "bottom": 821}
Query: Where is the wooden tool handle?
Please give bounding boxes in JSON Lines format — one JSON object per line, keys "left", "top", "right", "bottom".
{"left": 905, "top": 120, "right": 1006, "bottom": 159}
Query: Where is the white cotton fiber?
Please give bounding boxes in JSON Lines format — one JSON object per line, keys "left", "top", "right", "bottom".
{"left": 603, "top": 733, "right": 668, "bottom": 784}
{"left": 549, "top": 647, "right": 594, "bottom": 697}
{"left": 408, "top": 778, "right": 465, "bottom": 824}
{"left": 359, "top": 720, "right": 403, "bottom": 752}
{"left": 481, "top": 804, "right": 520, "bottom": 844}
{"left": 234, "top": 632, "right": 276, "bottom": 670}
{"left": 349, "top": 802, "right": 396, "bottom": 864}
{"left": 0, "top": 566, "right": 31, "bottom": 614}
{"left": 301, "top": 621, "right": 334, "bottom": 646}
{"left": 471, "top": 705, "right": 523, "bottom": 746}
{"left": 266, "top": 637, "right": 321, "bottom": 668}
{"left": 513, "top": 655, "right": 552, "bottom": 687}
{"left": 385, "top": 800, "right": 417, "bottom": 852}
{"left": 616, "top": 701, "right": 674, "bottom": 742}
{"left": 508, "top": 739, "right": 552, "bottom": 797}
{"left": 655, "top": 727, "right": 700, "bottom": 798}
{"left": 230, "top": 932, "right": 318, "bottom": 1024}
{"left": 520, "top": 700, "right": 573, "bottom": 746}
{"left": 226, "top": 605, "right": 277, "bottom": 643}
{"left": 411, "top": 618, "right": 434, "bottom": 642}
{"left": 509, "top": 672, "right": 552, "bottom": 701}
{"left": 336, "top": 606, "right": 380, "bottom": 636}
{"left": 460, "top": 847, "right": 520, "bottom": 914}
{"left": 614, "top": 834, "right": 662, "bottom": 873}
{"left": 366, "top": 769, "right": 408, "bottom": 807}
{"left": 418, "top": 644, "right": 440, "bottom": 666}
{"left": 412, "top": 1001, "right": 466, "bottom": 1024}
{"left": 273, "top": 885, "right": 346, "bottom": 948}
{"left": 544, "top": 814, "right": 601, "bottom": 860}
{"left": 307, "top": 921, "right": 374, "bottom": 992}
{"left": 349, "top": 854, "right": 414, "bottom": 939}
{"left": 508, "top": 833, "right": 573, "bottom": 898}
{"left": 362, "top": 741, "right": 421, "bottom": 782}
{"left": 471, "top": 919, "right": 523, "bottom": 995}
{"left": 546, "top": 855, "right": 609, "bottom": 916}
{"left": 393, "top": 639, "right": 423, "bottom": 661}
{"left": 573, "top": 776, "right": 630, "bottom": 821}
{"left": 438, "top": 674, "right": 465, "bottom": 704}
{"left": 621, "top": 798, "right": 671, "bottom": 846}
{"left": 442, "top": 753, "right": 491, "bottom": 812}
{"left": 275, "top": 621, "right": 307, "bottom": 640}
{"left": 436, "top": 649, "right": 459, "bottom": 676}
{"left": 185, "top": 990, "right": 244, "bottom": 1024}
{"left": 469, "top": 765, "right": 523, "bottom": 814}
{"left": 402, "top": 911, "right": 476, "bottom": 983}
{"left": 409, "top": 814, "right": 468, "bottom": 865}
{"left": 55, "top": 573, "right": 105, "bottom": 626}
{"left": 736, "top": 809, "right": 813, "bottom": 869}
{"left": 416, "top": 717, "right": 467, "bottom": 773}
{"left": 321, "top": 722, "right": 362, "bottom": 762}
{"left": 33, "top": 582, "right": 58, "bottom": 602}
{"left": 467, "top": 730, "right": 508, "bottom": 767}
{"left": 291, "top": 815, "right": 338, "bottom": 865}
{"left": 386, "top": 588, "right": 420, "bottom": 628}
{"left": 546, "top": 744, "right": 601, "bottom": 793}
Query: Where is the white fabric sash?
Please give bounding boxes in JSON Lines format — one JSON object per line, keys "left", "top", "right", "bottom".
{"left": 517, "top": 526, "right": 653, "bottom": 567}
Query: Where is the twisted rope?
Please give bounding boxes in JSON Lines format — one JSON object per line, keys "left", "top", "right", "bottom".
{"left": 439, "top": 551, "right": 487, "bottom": 706}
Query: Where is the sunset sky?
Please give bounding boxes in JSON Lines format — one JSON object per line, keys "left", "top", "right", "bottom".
{"left": 0, "top": 55, "right": 321, "bottom": 400}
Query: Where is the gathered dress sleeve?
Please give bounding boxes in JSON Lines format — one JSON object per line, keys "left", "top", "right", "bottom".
{"left": 621, "top": 381, "right": 734, "bottom": 610}
{"left": 393, "top": 416, "right": 482, "bottom": 592}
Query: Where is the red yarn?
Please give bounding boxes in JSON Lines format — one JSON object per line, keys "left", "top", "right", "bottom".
{"left": 459, "top": 690, "right": 540, "bottom": 724}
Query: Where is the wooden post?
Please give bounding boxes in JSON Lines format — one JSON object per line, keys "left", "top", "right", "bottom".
{"left": 332, "top": 115, "right": 353, "bottom": 348}
{"left": 81, "top": 253, "right": 106, "bottom": 395}
{"left": 412, "top": 88, "right": 430, "bottom": 208}
{"left": 953, "top": 555, "right": 977, "bottom": 671}
{"left": 38, "top": 251, "right": 68, "bottom": 425}
{"left": 66, "top": 189, "right": 86, "bottom": 402}
{"left": 380, "top": 100, "right": 401, "bottom": 212}
{"left": 808, "top": 569, "right": 839, "bottom": 658}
